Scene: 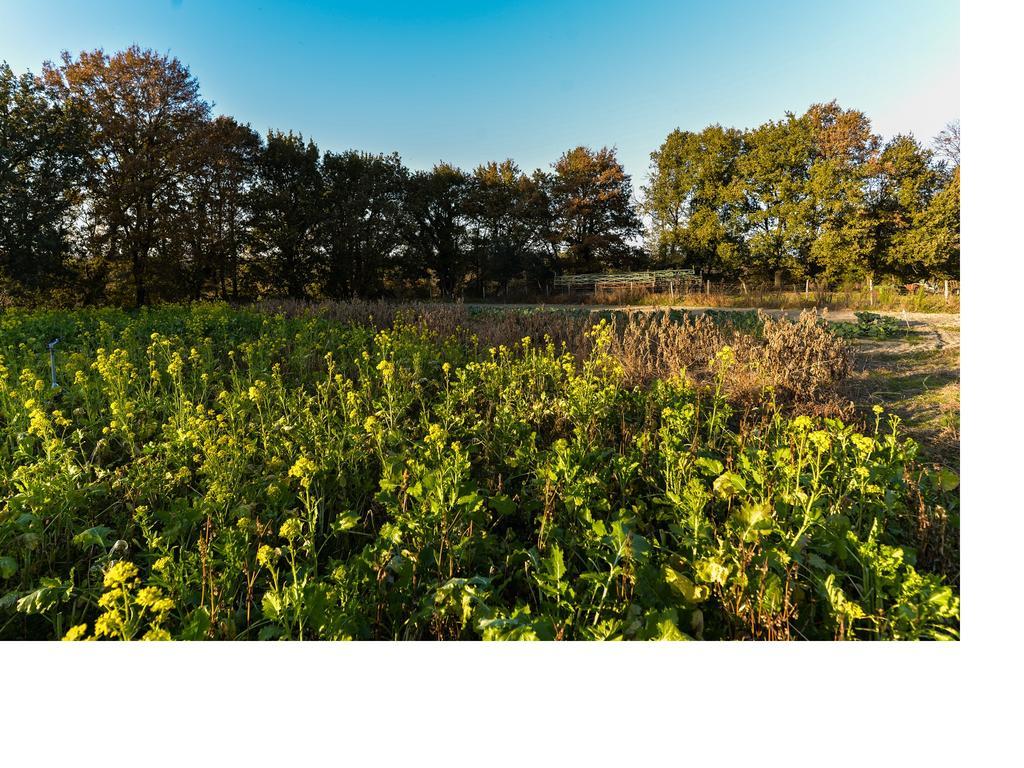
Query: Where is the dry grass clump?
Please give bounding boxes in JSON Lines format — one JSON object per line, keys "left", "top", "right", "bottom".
{"left": 607, "top": 311, "right": 722, "bottom": 383}
{"left": 257, "top": 298, "right": 594, "bottom": 350}
{"left": 606, "top": 310, "right": 849, "bottom": 412}
{"left": 748, "top": 312, "right": 850, "bottom": 402}
{"left": 259, "top": 300, "right": 850, "bottom": 412}
{"left": 584, "top": 285, "right": 959, "bottom": 314}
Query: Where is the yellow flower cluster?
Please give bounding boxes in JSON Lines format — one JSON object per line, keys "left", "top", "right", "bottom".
{"left": 425, "top": 423, "right": 446, "bottom": 448}
{"left": 279, "top": 518, "right": 303, "bottom": 541}
{"left": 257, "top": 544, "right": 280, "bottom": 568}
{"left": 288, "top": 455, "right": 317, "bottom": 489}
{"left": 69, "top": 560, "right": 177, "bottom": 641}
{"left": 376, "top": 359, "right": 395, "bottom": 381}
{"left": 104, "top": 560, "right": 140, "bottom": 589}
{"left": 22, "top": 398, "right": 52, "bottom": 439}
{"left": 791, "top": 415, "right": 813, "bottom": 432}
{"left": 851, "top": 434, "right": 874, "bottom": 458}
{"left": 808, "top": 430, "right": 833, "bottom": 453}
{"left": 136, "top": 586, "right": 175, "bottom": 614}
{"left": 714, "top": 345, "right": 736, "bottom": 368}
{"left": 62, "top": 624, "right": 89, "bottom": 641}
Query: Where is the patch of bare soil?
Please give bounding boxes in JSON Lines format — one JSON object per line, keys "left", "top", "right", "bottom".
{"left": 841, "top": 314, "right": 960, "bottom": 468}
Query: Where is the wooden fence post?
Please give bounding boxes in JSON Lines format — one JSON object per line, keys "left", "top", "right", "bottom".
{"left": 944, "top": 280, "right": 949, "bottom": 304}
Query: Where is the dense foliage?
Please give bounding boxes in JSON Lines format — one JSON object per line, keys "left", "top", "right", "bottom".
{"left": 642, "top": 104, "right": 960, "bottom": 283}
{"left": 830, "top": 311, "right": 906, "bottom": 340}
{"left": 1, "top": 49, "right": 958, "bottom": 307}
{"left": 0, "top": 305, "right": 958, "bottom": 640}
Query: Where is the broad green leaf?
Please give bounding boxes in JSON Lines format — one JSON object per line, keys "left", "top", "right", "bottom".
{"left": 694, "top": 457, "right": 724, "bottom": 477}
{"left": 179, "top": 607, "right": 211, "bottom": 640}
{"left": 713, "top": 471, "right": 746, "bottom": 499}
{"left": 0, "top": 557, "right": 17, "bottom": 580}
{"left": 261, "top": 592, "right": 283, "bottom": 621}
{"left": 761, "top": 572, "right": 784, "bottom": 613}
{"left": 546, "top": 544, "right": 566, "bottom": 583}
{"left": 456, "top": 490, "right": 483, "bottom": 509}
{"left": 663, "top": 566, "right": 708, "bottom": 604}
{"left": 653, "top": 617, "right": 689, "bottom": 641}
{"left": 258, "top": 625, "right": 282, "bottom": 640}
{"left": 15, "top": 513, "right": 38, "bottom": 530}
{"left": 695, "top": 558, "right": 730, "bottom": 585}
{"left": 640, "top": 609, "right": 692, "bottom": 641}
{"left": 731, "top": 502, "right": 774, "bottom": 540}
{"left": 824, "top": 574, "right": 866, "bottom": 621}
{"left": 489, "top": 494, "right": 517, "bottom": 515}
{"left": 331, "top": 513, "right": 360, "bottom": 533}
{"left": 935, "top": 468, "right": 959, "bottom": 492}
{"left": 16, "top": 578, "right": 72, "bottom": 615}
{"left": 73, "top": 525, "right": 113, "bottom": 550}
{"left": 630, "top": 533, "right": 651, "bottom": 559}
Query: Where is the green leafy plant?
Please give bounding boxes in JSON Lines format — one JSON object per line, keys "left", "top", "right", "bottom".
{"left": 0, "top": 304, "right": 958, "bottom": 640}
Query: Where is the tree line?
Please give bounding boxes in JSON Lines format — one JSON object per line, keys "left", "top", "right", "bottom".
{"left": 643, "top": 103, "right": 959, "bottom": 285}
{"left": 1, "top": 47, "right": 959, "bottom": 306}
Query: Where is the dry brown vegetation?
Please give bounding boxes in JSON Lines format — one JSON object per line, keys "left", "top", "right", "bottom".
{"left": 580, "top": 285, "right": 960, "bottom": 314}
{"left": 259, "top": 299, "right": 851, "bottom": 415}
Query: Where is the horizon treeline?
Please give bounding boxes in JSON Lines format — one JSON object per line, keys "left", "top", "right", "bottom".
{"left": 1, "top": 46, "right": 959, "bottom": 307}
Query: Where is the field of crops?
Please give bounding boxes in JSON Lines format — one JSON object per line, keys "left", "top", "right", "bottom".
{"left": 0, "top": 304, "right": 959, "bottom": 640}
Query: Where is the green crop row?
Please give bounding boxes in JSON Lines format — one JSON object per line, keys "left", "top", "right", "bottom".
{"left": 0, "top": 304, "right": 958, "bottom": 640}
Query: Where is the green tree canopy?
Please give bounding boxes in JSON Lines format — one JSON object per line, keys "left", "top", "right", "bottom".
{"left": 403, "top": 163, "right": 472, "bottom": 297}
{"left": 464, "top": 160, "right": 552, "bottom": 294}
{"left": 320, "top": 150, "right": 408, "bottom": 299}
{"left": 179, "top": 116, "right": 261, "bottom": 301}
{"left": 546, "top": 146, "right": 642, "bottom": 273}
{"left": 0, "top": 62, "right": 85, "bottom": 297}
{"left": 643, "top": 125, "right": 744, "bottom": 274}
{"left": 247, "top": 131, "right": 323, "bottom": 299}
{"left": 42, "top": 46, "right": 211, "bottom": 306}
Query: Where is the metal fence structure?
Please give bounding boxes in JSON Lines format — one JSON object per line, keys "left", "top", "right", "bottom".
{"left": 551, "top": 271, "right": 959, "bottom": 301}
{"left": 553, "top": 269, "right": 701, "bottom": 294}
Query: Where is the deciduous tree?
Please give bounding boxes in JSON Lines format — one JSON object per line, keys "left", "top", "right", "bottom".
{"left": 43, "top": 46, "right": 211, "bottom": 306}
{"left": 642, "top": 125, "right": 744, "bottom": 274}
{"left": 805, "top": 102, "right": 879, "bottom": 282}
{"left": 734, "top": 114, "right": 816, "bottom": 284}
{"left": 464, "top": 160, "right": 551, "bottom": 295}
{"left": 934, "top": 120, "right": 960, "bottom": 168}
{"left": 180, "top": 116, "right": 261, "bottom": 300}
{"left": 546, "top": 146, "right": 642, "bottom": 273}
{"left": 865, "top": 134, "right": 943, "bottom": 279}
{"left": 0, "top": 63, "right": 85, "bottom": 296}
{"left": 402, "top": 163, "right": 471, "bottom": 297}
{"left": 320, "top": 150, "right": 407, "bottom": 299}
{"left": 247, "top": 131, "right": 323, "bottom": 299}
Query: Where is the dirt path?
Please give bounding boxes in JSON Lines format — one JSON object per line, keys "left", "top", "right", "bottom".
{"left": 842, "top": 315, "right": 960, "bottom": 468}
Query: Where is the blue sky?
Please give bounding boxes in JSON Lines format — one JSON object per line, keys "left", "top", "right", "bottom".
{"left": 1, "top": 0, "right": 959, "bottom": 184}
